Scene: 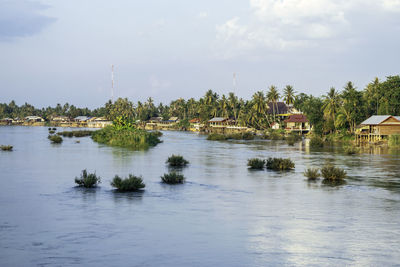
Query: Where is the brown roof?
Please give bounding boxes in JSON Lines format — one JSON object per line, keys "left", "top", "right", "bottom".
{"left": 189, "top": 118, "right": 200, "bottom": 123}
{"left": 284, "top": 114, "right": 308, "bottom": 123}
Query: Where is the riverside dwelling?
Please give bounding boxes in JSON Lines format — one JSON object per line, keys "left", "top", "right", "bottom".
{"left": 284, "top": 114, "right": 310, "bottom": 134}
{"left": 356, "top": 115, "right": 400, "bottom": 142}
{"left": 51, "top": 115, "right": 70, "bottom": 123}
{"left": 208, "top": 117, "right": 229, "bottom": 128}
{"left": 87, "top": 117, "right": 112, "bottom": 128}
{"left": 25, "top": 116, "right": 45, "bottom": 122}
{"left": 1, "top": 118, "right": 14, "bottom": 125}
{"left": 189, "top": 118, "right": 203, "bottom": 131}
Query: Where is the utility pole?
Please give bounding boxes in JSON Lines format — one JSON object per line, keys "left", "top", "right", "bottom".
{"left": 111, "top": 64, "right": 114, "bottom": 102}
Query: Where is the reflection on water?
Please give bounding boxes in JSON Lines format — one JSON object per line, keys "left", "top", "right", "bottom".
{"left": 0, "top": 126, "right": 400, "bottom": 266}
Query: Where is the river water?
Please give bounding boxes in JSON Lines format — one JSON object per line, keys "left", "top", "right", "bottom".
{"left": 0, "top": 126, "right": 399, "bottom": 266}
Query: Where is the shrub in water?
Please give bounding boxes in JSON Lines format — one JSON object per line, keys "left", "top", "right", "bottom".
{"left": 75, "top": 169, "right": 101, "bottom": 188}
{"left": 303, "top": 168, "right": 320, "bottom": 180}
{"left": 111, "top": 174, "right": 145, "bottom": 191}
{"left": 286, "top": 135, "right": 295, "bottom": 146}
{"left": 166, "top": 154, "right": 189, "bottom": 167}
{"left": 247, "top": 158, "right": 265, "bottom": 169}
{"left": 310, "top": 136, "right": 324, "bottom": 148}
{"left": 343, "top": 145, "right": 359, "bottom": 155}
{"left": 49, "top": 130, "right": 56, "bottom": 134}
{"left": 161, "top": 172, "right": 185, "bottom": 184}
{"left": 321, "top": 165, "right": 346, "bottom": 181}
{"left": 52, "top": 128, "right": 57, "bottom": 131}
{"left": 241, "top": 132, "right": 255, "bottom": 140}
{"left": 266, "top": 157, "right": 295, "bottom": 171}
{"left": 58, "top": 130, "right": 93, "bottom": 138}
{"left": 207, "top": 133, "right": 228, "bottom": 141}
{"left": 48, "top": 135, "right": 63, "bottom": 143}
{"left": 0, "top": 145, "right": 13, "bottom": 151}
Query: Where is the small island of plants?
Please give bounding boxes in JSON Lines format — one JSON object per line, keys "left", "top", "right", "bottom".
{"left": 0, "top": 145, "right": 13, "bottom": 151}
{"left": 266, "top": 157, "right": 295, "bottom": 171}
{"left": 48, "top": 134, "right": 63, "bottom": 144}
{"left": 247, "top": 158, "right": 266, "bottom": 169}
{"left": 75, "top": 169, "right": 101, "bottom": 188}
{"left": 111, "top": 174, "right": 145, "bottom": 191}
{"left": 161, "top": 172, "right": 185, "bottom": 184}
{"left": 166, "top": 154, "right": 189, "bottom": 167}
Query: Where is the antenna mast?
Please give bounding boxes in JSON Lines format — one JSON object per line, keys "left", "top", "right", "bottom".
{"left": 233, "top": 72, "right": 237, "bottom": 92}
{"left": 111, "top": 64, "right": 114, "bottom": 102}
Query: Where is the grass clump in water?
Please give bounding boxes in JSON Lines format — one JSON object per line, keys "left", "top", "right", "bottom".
{"left": 343, "top": 145, "right": 359, "bottom": 155}
{"left": 111, "top": 174, "right": 145, "bottom": 191}
{"left": 58, "top": 130, "right": 93, "bottom": 138}
{"left": 166, "top": 154, "right": 189, "bottom": 167}
{"left": 48, "top": 135, "right": 63, "bottom": 144}
{"left": 303, "top": 168, "right": 320, "bottom": 180}
{"left": 75, "top": 169, "right": 101, "bottom": 188}
{"left": 266, "top": 157, "right": 295, "bottom": 171}
{"left": 161, "top": 172, "right": 185, "bottom": 184}
{"left": 207, "top": 133, "right": 228, "bottom": 141}
{"left": 321, "top": 164, "right": 346, "bottom": 185}
{"left": 49, "top": 130, "right": 56, "bottom": 134}
{"left": 247, "top": 158, "right": 265, "bottom": 169}
{"left": 91, "top": 125, "right": 161, "bottom": 150}
{"left": 310, "top": 135, "right": 324, "bottom": 148}
{"left": 0, "top": 145, "right": 13, "bottom": 151}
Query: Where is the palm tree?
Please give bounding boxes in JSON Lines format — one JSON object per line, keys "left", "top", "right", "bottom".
{"left": 266, "top": 85, "right": 280, "bottom": 120}
{"left": 251, "top": 91, "right": 268, "bottom": 129}
{"left": 322, "top": 87, "right": 341, "bottom": 133}
{"left": 228, "top": 92, "right": 239, "bottom": 120}
{"left": 283, "top": 85, "right": 296, "bottom": 106}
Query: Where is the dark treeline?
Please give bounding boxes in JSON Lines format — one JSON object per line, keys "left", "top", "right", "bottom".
{"left": 1, "top": 75, "right": 399, "bottom": 134}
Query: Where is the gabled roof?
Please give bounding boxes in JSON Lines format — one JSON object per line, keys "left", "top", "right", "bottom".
{"left": 209, "top": 117, "right": 228, "bottom": 122}
{"left": 169, "top": 117, "right": 179, "bottom": 121}
{"left": 360, "top": 115, "right": 400, "bottom": 125}
{"left": 189, "top": 118, "right": 200, "bottom": 123}
{"left": 267, "top": 102, "right": 289, "bottom": 115}
{"left": 75, "top": 116, "right": 91, "bottom": 121}
{"left": 284, "top": 114, "right": 308, "bottom": 123}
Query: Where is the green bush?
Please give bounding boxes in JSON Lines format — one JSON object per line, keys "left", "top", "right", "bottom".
{"left": 303, "top": 168, "right": 320, "bottom": 180}
{"left": 161, "top": 172, "right": 185, "bottom": 184}
{"left": 266, "top": 157, "right": 295, "bottom": 171}
{"left": 207, "top": 133, "right": 228, "bottom": 141}
{"left": 75, "top": 169, "right": 101, "bottom": 188}
{"left": 343, "top": 145, "right": 359, "bottom": 155}
{"left": 247, "top": 158, "right": 265, "bottom": 169}
{"left": 0, "top": 145, "right": 13, "bottom": 151}
{"left": 48, "top": 135, "right": 63, "bottom": 144}
{"left": 111, "top": 174, "right": 145, "bottom": 191}
{"left": 52, "top": 128, "right": 57, "bottom": 131}
{"left": 152, "top": 131, "right": 163, "bottom": 137}
{"left": 91, "top": 126, "right": 161, "bottom": 150}
{"left": 226, "top": 132, "right": 255, "bottom": 140}
{"left": 310, "top": 135, "right": 324, "bottom": 148}
{"left": 49, "top": 130, "right": 56, "bottom": 134}
{"left": 286, "top": 135, "right": 295, "bottom": 146}
{"left": 58, "top": 130, "right": 93, "bottom": 138}
{"left": 321, "top": 165, "right": 347, "bottom": 181}
{"left": 389, "top": 134, "right": 400, "bottom": 147}
{"left": 166, "top": 154, "right": 189, "bottom": 167}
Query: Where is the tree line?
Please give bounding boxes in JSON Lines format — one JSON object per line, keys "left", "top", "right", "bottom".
{"left": 1, "top": 75, "right": 399, "bottom": 134}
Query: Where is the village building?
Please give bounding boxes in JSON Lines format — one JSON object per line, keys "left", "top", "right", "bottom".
{"left": 356, "top": 115, "right": 400, "bottom": 142}
{"left": 25, "top": 116, "right": 45, "bottom": 122}
{"left": 189, "top": 118, "right": 203, "bottom": 131}
{"left": 1, "top": 118, "right": 14, "bottom": 125}
{"left": 51, "top": 115, "right": 70, "bottom": 122}
{"left": 87, "top": 117, "right": 112, "bottom": 128}
{"left": 284, "top": 114, "right": 310, "bottom": 134}
{"left": 74, "top": 116, "right": 92, "bottom": 122}
{"left": 208, "top": 117, "right": 230, "bottom": 127}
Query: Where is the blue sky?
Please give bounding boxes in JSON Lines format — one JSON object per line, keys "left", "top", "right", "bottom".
{"left": 1, "top": 0, "right": 399, "bottom": 108}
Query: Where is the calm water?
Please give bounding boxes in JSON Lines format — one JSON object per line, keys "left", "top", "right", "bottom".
{"left": 1, "top": 126, "right": 400, "bottom": 266}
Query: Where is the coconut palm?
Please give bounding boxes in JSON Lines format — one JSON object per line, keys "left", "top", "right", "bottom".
{"left": 322, "top": 87, "right": 341, "bottom": 133}
{"left": 266, "top": 85, "right": 280, "bottom": 120}
{"left": 283, "top": 85, "right": 296, "bottom": 106}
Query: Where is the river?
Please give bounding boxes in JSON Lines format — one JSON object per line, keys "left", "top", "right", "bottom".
{"left": 0, "top": 126, "right": 399, "bottom": 266}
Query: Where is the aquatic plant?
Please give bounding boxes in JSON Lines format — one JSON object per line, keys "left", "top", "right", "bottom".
{"left": 321, "top": 164, "right": 347, "bottom": 181}
{"left": 247, "top": 158, "right": 266, "bottom": 169}
{"left": 52, "top": 128, "right": 57, "bottom": 131}
{"left": 49, "top": 130, "right": 56, "bottom": 134}
{"left": 152, "top": 131, "right": 163, "bottom": 137}
{"left": 48, "top": 135, "right": 63, "bottom": 144}
{"left": 111, "top": 174, "right": 145, "bottom": 191}
{"left": 266, "top": 157, "right": 295, "bottom": 171}
{"left": 57, "top": 130, "right": 93, "bottom": 138}
{"left": 166, "top": 154, "right": 189, "bottom": 167}
{"left": 343, "top": 145, "right": 359, "bottom": 155}
{"left": 161, "top": 172, "right": 185, "bottom": 184}
{"left": 75, "top": 169, "right": 101, "bottom": 188}
{"left": 207, "top": 133, "right": 228, "bottom": 141}
{"left": 310, "top": 135, "right": 324, "bottom": 148}
{"left": 303, "top": 168, "right": 320, "bottom": 180}
{"left": 0, "top": 145, "right": 13, "bottom": 151}
{"left": 286, "top": 135, "right": 295, "bottom": 146}
{"left": 91, "top": 126, "right": 161, "bottom": 150}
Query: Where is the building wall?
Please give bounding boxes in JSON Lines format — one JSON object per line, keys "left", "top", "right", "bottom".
{"left": 378, "top": 125, "right": 400, "bottom": 135}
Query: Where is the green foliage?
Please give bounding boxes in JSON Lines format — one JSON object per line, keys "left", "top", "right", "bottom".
{"left": 389, "top": 134, "right": 400, "bottom": 147}
{"left": 310, "top": 135, "right": 324, "bottom": 148}
{"left": 321, "top": 165, "right": 347, "bottom": 181}
{"left": 227, "top": 132, "right": 255, "bottom": 140}
{"left": 166, "top": 154, "right": 189, "bottom": 167}
{"left": 91, "top": 126, "right": 161, "bottom": 150}
{"left": 303, "top": 168, "right": 320, "bottom": 180}
{"left": 176, "top": 119, "right": 190, "bottom": 129}
{"left": 57, "top": 130, "right": 93, "bottom": 137}
{"left": 0, "top": 145, "right": 13, "bottom": 151}
{"left": 75, "top": 169, "right": 101, "bottom": 188}
{"left": 266, "top": 157, "right": 295, "bottom": 171}
{"left": 343, "top": 145, "right": 359, "bottom": 155}
{"left": 105, "top": 98, "right": 135, "bottom": 124}
{"left": 111, "top": 174, "right": 145, "bottom": 191}
{"left": 247, "top": 158, "right": 265, "bottom": 169}
{"left": 49, "top": 130, "right": 56, "bottom": 134}
{"left": 48, "top": 135, "right": 63, "bottom": 144}
{"left": 207, "top": 133, "right": 228, "bottom": 141}
{"left": 161, "top": 172, "right": 185, "bottom": 184}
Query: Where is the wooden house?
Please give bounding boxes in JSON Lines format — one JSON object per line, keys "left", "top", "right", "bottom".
{"left": 356, "top": 115, "right": 400, "bottom": 142}
{"left": 284, "top": 114, "right": 310, "bottom": 134}
{"left": 208, "top": 117, "right": 229, "bottom": 127}
{"left": 25, "top": 116, "right": 45, "bottom": 122}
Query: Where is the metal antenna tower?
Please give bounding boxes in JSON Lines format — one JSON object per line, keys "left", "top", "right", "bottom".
{"left": 233, "top": 72, "right": 237, "bottom": 92}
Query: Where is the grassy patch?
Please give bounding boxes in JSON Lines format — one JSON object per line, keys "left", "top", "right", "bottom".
{"left": 247, "top": 158, "right": 265, "bottom": 169}
{"left": 48, "top": 135, "right": 63, "bottom": 144}
{"left": 0, "top": 145, "right": 13, "bottom": 151}
{"left": 161, "top": 172, "right": 185, "bottom": 184}
{"left": 75, "top": 169, "right": 101, "bottom": 188}
{"left": 343, "top": 145, "right": 359, "bottom": 155}
{"left": 303, "top": 168, "right": 320, "bottom": 180}
{"left": 91, "top": 126, "right": 161, "bottom": 150}
{"left": 166, "top": 154, "right": 189, "bottom": 167}
{"left": 266, "top": 157, "right": 295, "bottom": 171}
{"left": 310, "top": 135, "right": 324, "bottom": 148}
{"left": 321, "top": 165, "right": 347, "bottom": 182}
{"left": 58, "top": 130, "right": 93, "bottom": 137}
{"left": 111, "top": 174, "right": 145, "bottom": 191}
{"left": 207, "top": 133, "right": 228, "bottom": 141}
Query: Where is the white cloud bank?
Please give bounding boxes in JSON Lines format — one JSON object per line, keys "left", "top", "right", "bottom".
{"left": 215, "top": 0, "right": 400, "bottom": 59}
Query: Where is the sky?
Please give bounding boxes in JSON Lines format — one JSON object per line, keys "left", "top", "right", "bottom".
{"left": 0, "top": 0, "right": 399, "bottom": 108}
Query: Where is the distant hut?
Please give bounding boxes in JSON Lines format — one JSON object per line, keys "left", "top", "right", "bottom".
{"left": 284, "top": 114, "right": 310, "bottom": 134}
{"left": 357, "top": 115, "right": 400, "bottom": 142}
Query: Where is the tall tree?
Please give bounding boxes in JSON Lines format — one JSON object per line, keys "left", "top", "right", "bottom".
{"left": 283, "top": 85, "right": 296, "bottom": 106}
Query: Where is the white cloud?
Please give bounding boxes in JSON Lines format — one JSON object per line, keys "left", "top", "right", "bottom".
{"left": 215, "top": 0, "right": 400, "bottom": 59}
{"left": 197, "top": 12, "right": 208, "bottom": 19}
